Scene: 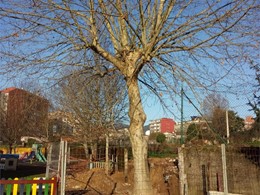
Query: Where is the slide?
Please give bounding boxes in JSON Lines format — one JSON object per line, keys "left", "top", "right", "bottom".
{"left": 19, "top": 152, "right": 29, "bottom": 160}
{"left": 35, "top": 151, "right": 46, "bottom": 162}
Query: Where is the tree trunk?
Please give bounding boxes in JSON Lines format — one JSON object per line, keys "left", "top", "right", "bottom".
{"left": 8, "top": 143, "right": 12, "bottom": 154}
{"left": 91, "top": 142, "right": 97, "bottom": 161}
{"left": 82, "top": 142, "right": 89, "bottom": 159}
{"left": 126, "top": 77, "right": 153, "bottom": 195}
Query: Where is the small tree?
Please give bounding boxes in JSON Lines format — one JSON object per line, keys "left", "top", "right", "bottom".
{"left": 186, "top": 123, "right": 212, "bottom": 142}
{"left": 186, "top": 123, "right": 200, "bottom": 142}
{"left": 156, "top": 133, "right": 166, "bottom": 144}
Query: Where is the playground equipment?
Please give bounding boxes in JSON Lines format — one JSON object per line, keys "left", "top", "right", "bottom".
{"left": 32, "top": 144, "right": 47, "bottom": 162}
{"left": 0, "top": 154, "right": 19, "bottom": 159}
{"left": 0, "top": 154, "right": 19, "bottom": 171}
{"left": 19, "top": 144, "right": 46, "bottom": 162}
{"left": 21, "top": 136, "right": 47, "bottom": 144}
{"left": 20, "top": 136, "right": 47, "bottom": 162}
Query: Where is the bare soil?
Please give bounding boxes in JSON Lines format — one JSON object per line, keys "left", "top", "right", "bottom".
{"left": 1, "top": 158, "right": 180, "bottom": 194}
{"left": 65, "top": 158, "right": 180, "bottom": 195}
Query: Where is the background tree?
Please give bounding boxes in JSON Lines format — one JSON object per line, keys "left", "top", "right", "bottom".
{"left": 211, "top": 108, "right": 244, "bottom": 137}
{"left": 202, "top": 93, "right": 229, "bottom": 119}
{"left": 186, "top": 123, "right": 200, "bottom": 142}
{"left": 186, "top": 123, "right": 212, "bottom": 142}
{"left": 228, "top": 111, "right": 244, "bottom": 133}
{"left": 211, "top": 107, "right": 227, "bottom": 137}
{"left": 55, "top": 70, "right": 128, "bottom": 158}
{"left": 0, "top": 92, "right": 15, "bottom": 153}
{"left": 248, "top": 61, "right": 260, "bottom": 139}
{"left": 0, "top": 1, "right": 259, "bottom": 194}
{"left": 148, "top": 132, "right": 159, "bottom": 143}
{"left": 156, "top": 133, "right": 166, "bottom": 144}
{"left": 202, "top": 93, "right": 244, "bottom": 139}
{"left": 149, "top": 132, "right": 167, "bottom": 144}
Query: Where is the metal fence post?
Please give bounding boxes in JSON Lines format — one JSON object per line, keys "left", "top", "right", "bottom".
{"left": 60, "top": 140, "right": 68, "bottom": 195}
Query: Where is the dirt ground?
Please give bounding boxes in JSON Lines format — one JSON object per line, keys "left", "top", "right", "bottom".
{"left": 65, "top": 158, "right": 180, "bottom": 195}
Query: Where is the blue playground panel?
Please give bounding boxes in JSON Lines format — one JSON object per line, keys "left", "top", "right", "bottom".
{"left": 0, "top": 154, "right": 19, "bottom": 159}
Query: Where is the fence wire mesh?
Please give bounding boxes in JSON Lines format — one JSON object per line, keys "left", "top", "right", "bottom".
{"left": 178, "top": 145, "right": 260, "bottom": 195}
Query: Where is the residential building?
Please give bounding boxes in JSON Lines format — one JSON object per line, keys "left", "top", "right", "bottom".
{"left": 244, "top": 116, "right": 255, "bottom": 130}
{"left": 0, "top": 87, "right": 49, "bottom": 142}
{"left": 149, "top": 118, "right": 176, "bottom": 133}
{"left": 48, "top": 111, "right": 76, "bottom": 136}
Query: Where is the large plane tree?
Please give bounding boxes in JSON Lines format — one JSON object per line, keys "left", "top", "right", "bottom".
{"left": 0, "top": 1, "right": 259, "bottom": 194}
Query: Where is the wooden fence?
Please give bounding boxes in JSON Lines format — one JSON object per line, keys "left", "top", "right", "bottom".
{"left": 0, "top": 177, "right": 57, "bottom": 195}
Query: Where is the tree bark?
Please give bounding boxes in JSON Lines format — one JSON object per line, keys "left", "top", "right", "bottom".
{"left": 126, "top": 77, "right": 153, "bottom": 195}
{"left": 91, "top": 142, "right": 97, "bottom": 161}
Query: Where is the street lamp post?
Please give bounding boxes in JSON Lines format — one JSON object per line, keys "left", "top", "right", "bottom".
{"left": 180, "top": 85, "right": 184, "bottom": 145}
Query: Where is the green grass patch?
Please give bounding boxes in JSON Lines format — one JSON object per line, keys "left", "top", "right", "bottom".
{"left": 148, "top": 152, "right": 177, "bottom": 158}
{"left": 248, "top": 141, "right": 260, "bottom": 147}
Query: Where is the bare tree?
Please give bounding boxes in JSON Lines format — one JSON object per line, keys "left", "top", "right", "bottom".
{"left": 202, "top": 93, "right": 229, "bottom": 118}
{"left": 0, "top": 92, "right": 14, "bottom": 153}
{"left": 53, "top": 70, "right": 128, "bottom": 158}
{"left": 0, "top": 1, "right": 259, "bottom": 193}
{"left": 202, "top": 93, "right": 244, "bottom": 139}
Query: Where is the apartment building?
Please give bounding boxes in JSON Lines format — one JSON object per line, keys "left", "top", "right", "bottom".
{"left": 149, "top": 118, "right": 176, "bottom": 133}
{"left": 0, "top": 87, "right": 49, "bottom": 142}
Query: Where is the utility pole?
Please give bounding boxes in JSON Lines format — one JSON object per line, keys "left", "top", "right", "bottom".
{"left": 180, "top": 85, "right": 184, "bottom": 145}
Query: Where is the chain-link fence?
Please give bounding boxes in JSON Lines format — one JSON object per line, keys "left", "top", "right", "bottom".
{"left": 178, "top": 144, "right": 260, "bottom": 195}
{"left": 168, "top": 89, "right": 258, "bottom": 147}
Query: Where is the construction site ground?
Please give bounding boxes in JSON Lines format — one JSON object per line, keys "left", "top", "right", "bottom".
{"left": 65, "top": 157, "right": 180, "bottom": 195}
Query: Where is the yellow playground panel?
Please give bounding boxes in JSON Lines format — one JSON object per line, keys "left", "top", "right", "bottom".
{"left": 0, "top": 147, "right": 46, "bottom": 155}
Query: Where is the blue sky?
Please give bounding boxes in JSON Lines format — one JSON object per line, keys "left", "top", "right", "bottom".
{"left": 142, "top": 67, "right": 257, "bottom": 125}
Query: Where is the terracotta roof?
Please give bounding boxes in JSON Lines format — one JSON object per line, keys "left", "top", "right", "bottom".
{"left": 245, "top": 116, "right": 254, "bottom": 123}
{"left": 0, "top": 87, "right": 17, "bottom": 93}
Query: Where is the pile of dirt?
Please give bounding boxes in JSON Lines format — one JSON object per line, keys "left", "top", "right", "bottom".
{"left": 65, "top": 158, "right": 179, "bottom": 195}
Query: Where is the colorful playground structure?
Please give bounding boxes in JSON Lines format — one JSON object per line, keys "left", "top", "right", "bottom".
{"left": 0, "top": 143, "right": 47, "bottom": 172}
{"left": 19, "top": 144, "right": 46, "bottom": 162}
{"left": 0, "top": 144, "right": 46, "bottom": 163}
